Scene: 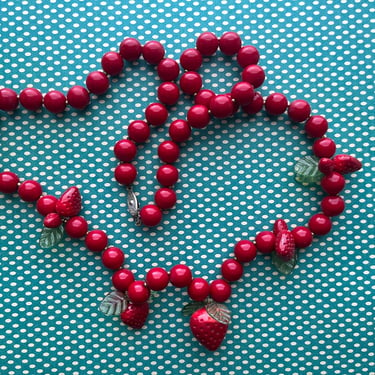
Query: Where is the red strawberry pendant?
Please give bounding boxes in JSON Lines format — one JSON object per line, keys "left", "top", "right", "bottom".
{"left": 272, "top": 229, "right": 297, "bottom": 275}
{"left": 333, "top": 154, "right": 362, "bottom": 175}
{"left": 55, "top": 186, "right": 82, "bottom": 217}
{"left": 121, "top": 302, "right": 149, "bottom": 329}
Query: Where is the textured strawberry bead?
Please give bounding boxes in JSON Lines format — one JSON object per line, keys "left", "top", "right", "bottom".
{"left": 321, "top": 195, "right": 345, "bottom": 217}
{"left": 0, "top": 88, "right": 18, "bottom": 111}
{"left": 142, "top": 41, "right": 165, "bottom": 65}
{"left": 113, "top": 139, "right": 137, "bottom": 162}
{"left": 230, "top": 81, "right": 255, "bottom": 106}
{"left": 308, "top": 214, "right": 332, "bottom": 235}
{"left": 318, "top": 158, "right": 335, "bottom": 175}
{"left": 145, "top": 103, "right": 168, "bottom": 126}
{"left": 287, "top": 99, "right": 311, "bottom": 122}
{"left": 242, "top": 91, "right": 264, "bottom": 114}
{"left": 19, "top": 88, "right": 43, "bottom": 111}
{"left": 219, "top": 31, "right": 242, "bottom": 55}
{"left": 209, "top": 279, "right": 232, "bottom": 303}
{"left": 44, "top": 91, "right": 66, "bottom": 113}
{"left": 312, "top": 137, "right": 337, "bottom": 158}
{"left": 179, "top": 71, "right": 202, "bottom": 95}
{"left": 67, "top": 86, "right": 90, "bottom": 110}
{"left": 237, "top": 45, "right": 260, "bottom": 68}
{"left": 169, "top": 264, "right": 192, "bottom": 288}
{"left": 157, "top": 58, "right": 180, "bottom": 81}
{"left": 209, "top": 94, "right": 234, "bottom": 119}
{"left": 188, "top": 278, "right": 210, "bottom": 301}
{"left": 196, "top": 32, "right": 219, "bottom": 56}
{"left": 127, "top": 120, "right": 150, "bottom": 143}
{"left": 102, "top": 246, "right": 125, "bottom": 269}
{"left": 112, "top": 268, "right": 135, "bottom": 292}
{"left": 234, "top": 240, "right": 257, "bottom": 263}
{"left": 139, "top": 204, "right": 162, "bottom": 227}
{"left": 43, "top": 213, "right": 62, "bottom": 228}
{"left": 305, "top": 115, "right": 328, "bottom": 138}
{"left": 85, "top": 229, "right": 108, "bottom": 252}
{"left": 255, "top": 231, "right": 276, "bottom": 254}
{"left": 0, "top": 171, "right": 20, "bottom": 193}
{"left": 146, "top": 267, "right": 169, "bottom": 291}
{"left": 18, "top": 180, "right": 43, "bottom": 202}
{"left": 156, "top": 164, "right": 179, "bottom": 186}
{"left": 221, "top": 259, "right": 243, "bottom": 282}
{"left": 127, "top": 281, "right": 150, "bottom": 304}
{"left": 291, "top": 226, "right": 313, "bottom": 248}
{"left": 180, "top": 48, "right": 203, "bottom": 71}
{"left": 265, "top": 93, "right": 288, "bottom": 115}
{"left": 158, "top": 140, "right": 180, "bottom": 163}
{"left": 187, "top": 104, "right": 210, "bottom": 129}
{"left": 65, "top": 216, "right": 88, "bottom": 238}
{"left": 86, "top": 71, "right": 110, "bottom": 95}
{"left": 119, "top": 37, "right": 142, "bottom": 61}
{"left": 241, "top": 65, "right": 265, "bottom": 88}
{"left": 194, "top": 89, "right": 216, "bottom": 107}
{"left": 154, "top": 188, "right": 177, "bottom": 209}
{"left": 320, "top": 171, "right": 345, "bottom": 195}
{"left": 157, "top": 82, "right": 180, "bottom": 106}
{"left": 101, "top": 51, "right": 124, "bottom": 76}
{"left": 273, "top": 219, "right": 289, "bottom": 236}
{"left": 114, "top": 163, "right": 137, "bottom": 186}
{"left": 36, "top": 195, "right": 58, "bottom": 216}
{"left": 168, "top": 119, "right": 191, "bottom": 143}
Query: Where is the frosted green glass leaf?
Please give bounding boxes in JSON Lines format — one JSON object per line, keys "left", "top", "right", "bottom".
{"left": 294, "top": 155, "right": 323, "bottom": 185}
{"left": 39, "top": 225, "right": 64, "bottom": 249}
{"left": 99, "top": 290, "right": 127, "bottom": 316}
{"left": 206, "top": 302, "right": 231, "bottom": 325}
{"left": 272, "top": 251, "right": 298, "bottom": 275}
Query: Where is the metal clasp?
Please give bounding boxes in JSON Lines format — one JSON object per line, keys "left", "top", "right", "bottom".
{"left": 126, "top": 186, "right": 141, "bottom": 226}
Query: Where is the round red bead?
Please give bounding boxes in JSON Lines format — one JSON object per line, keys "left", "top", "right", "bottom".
{"left": 194, "top": 89, "right": 216, "bottom": 107}
{"left": 265, "top": 93, "right": 288, "bottom": 115}
{"left": 36, "top": 195, "right": 58, "bottom": 216}
{"left": 139, "top": 204, "right": 162, "bottom": 227}
{"left": 219, "top": 31, "right": 242, "bottom": 55}
{"left": 158, "top": 140, "right": 180, "bottom": 163}
{"left": 112, "top": 268, "right": 135, "bottom": 292}
{"left": 209, "top": 279, "right": 232, "bottom": 303}
{"left": 187, "top": 104, "right": 210, "bottom": 129}
{"left": 196, "top": 32, "right": 219, "bottom": 56}
{"left": 113, "top": 139, "right": 137, "bottom": 162}
{"left": 43, "top": 91, "right": 66, "bottom": 113}
{"left": 320, "top": 171, "right": 345, "bottom": 195}
{"left": 19, "top": 88, "right": 43, "bottom": 111}
{"left": 241, "top": 65, "right": 265, "bottom": 88}
{"left": 43, "top": 213, "right": 62, "bottom": 228}
{"left": 180, "top": 48, "right": 203, "bottom": 71}
{"left": 179, "top": 71, "right": 202, "bottom": 95}
{"left": 0, "top": 171, "right": 20, "bottom": 193}
{"left": 169, "top": 264, "right": 192, "bottom": 288}
{"left": 119, "top": 37, "right": 142, "bottom": 61}
{"left": 321, "top": 195, "right": 345, "bottom": 217}
{"left": 102, "top": 246, "right": 125, "bottom": 269}
{"left": 234, "top": 240, "right": 257, "bottom": 263}
{"left": 0, "top": 88, "right": 18, "bottom": 111}
{"left": 305, "top": 115, "right": 328, "bottom": 138}
{"left": 168, "top": 119, "right": 191, "bottom": 143}
{"left": 255, "top": 231, "right": 276, "bottom": 254}
{"left": 85, "top": 229, "right": 108, "bottom": 252}
{"left": 287, "top": 99, "right": 311, "bottom": 122}
{"left": 127, "top": 281, "right": 150, "bottom": 304}
{"left": 114, "top": 163, "right": 137, "bottom": 186}
{"left": 308, "top": 214, "right": 332, "bottom": 235}
{"left": 142, "top": 41, "right": 165, "bottom": 65}
{"left": 312, "top": 137, "right": 337, "bottom": 158}
{"left": 242, "top": 91, "right": 264, "bottom": 114}
{"left": 146, "top": 267, "right": 169, "bottom": 291}
{"left": 230, "top": 81, "right": 255, "bottom": 106}
{"left": 157, "top": 82, "right": 180, "bottom": 106}
{"left": 237, "top": 45, "right": 260, "bottom": 68}
{"left": 221, "top": 259, "right": 243, "bottom": 282}
{"left": 65, "top": 216, "right": 88, "bottom": 238}
{"left": 86, "top": 71, "right": 110, "bottom": 95}
{"left": 18, "top": 180, "right": 43, "bottom": 202}
{"left": 101, "top": 51, "right": 124, "bottom": 76}
{"left": 154, "top": 188, "right": 177, "bottom": 209}
{"left": 67, "top": 85, "right": 90, "bottom": 110}
{"left": 291, "top": 226, "right": 313, "bottom": 248}
{"left": 145, "top": 103, "right": 168, "bottom": 126}
{"left": 209, "top": 94, "right": 234, "bottom": 119}
{"left": 157, "top": 58, "right": 180, "bottom": 81}
{"left": 188, "top": 277, "right": 210, "bottom": 301}
{"left": 127, "top": 120, "right": 150, "bottom": 143}
{"left": 318, "top": 158, "right": 335, "bottom": 175}
{"left": 156, "top": 164, "right": 179, "bottom": 186}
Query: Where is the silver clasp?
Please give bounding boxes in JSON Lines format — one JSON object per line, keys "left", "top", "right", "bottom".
{"left": 126, "top": 186, "right": 141, "bottom": 226}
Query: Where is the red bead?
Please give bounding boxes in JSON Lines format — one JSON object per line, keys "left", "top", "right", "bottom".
{"left": 119, "top": 38, "right": 142, "bottom": 61}
{"left": 146, "top": 267, "right": 169, "bottom": 291}
{"left": 157, "top": 82, "right": 180, "bottom": 106}
{"left": 265, "top": 93, "right": 288, "bottom": 115}
{"left": 168, "top": 119, "right": 191, "bottom": 143}
{"left": 169, "top": 264, "right": 192, "bottom": 288}
{"left": 43, "top": 213, "right": 62, "bottom": 228}
{"left": 156, "top": 164, "right": 179, "bottom": 186}
{"left": 230, "top": 81, "right": 255, "bottom": 106}
{"left": 142, "top": 41, "right": 165, "bottom": 65}
{"left": 320, "top": 171, "right": 345, "bottom": 195}
{"left": 226, "top": 93, "right": 240, "bottom": 115}
{"left": 209, "top": 279, "right": 231, "bottom": 303}
{"left": 221, "top": 259, "right": 243, "bottom": 282}
{"left": 67, "top": 85, "right": 90, "bottom": 110}
{"left": 145, "top": 102, "right": 168, "bottom": 126}
{"left": 196, "top": 32, "right": 219, "bottom": 56}
{"left": 18, "top": 180, "right": 43, "bottom": 202}
{"left": 234, "top": 239, "right": 257, "bottom": 263}
{"left": 114, "top": 163, "right": 137, "bottom": 186}
{"left": 241, "top": 65, "right": 265, "bottom": 88}
{"left": 187, "top": 104, "right": 210, "bottom": 129}
{"left": 127, "top": 120, "right": 150, "bottom": 143}
{"left": 219, "top": 31, "right": 242, "bottom": 55}
{"left": 158, "top": 140, "right": 180, "bottom": 163}
{"left": 308, "top": 214, "right": 332, "bottom": 235}
{"left": 102, "top": 246, "right": 125, "bottom": 270}
{"left": 0, "top": 88, "right": 18, "bottom": 111}
{"left": 291, "top": 226, "right": 313, "bottom": 248}
{"left": 237, "top": 45, "right": 260, "bottom": 68}
{"left": 321, "top": 195, "right": 345, "bottom": 217}
{"left": 179, "top": 71, "right": 202, "bottom": 95}
{"left": 255, "top": 231, "right": 276, "bottom": 254}
{"left": 157, "top": 58, "right": 180, "bottom": 81}
{"left": 127, "top": 281, "right": 150, "bottom": 304}
{"left": 65, "top": 216, "right": 88, "bottom": 238}
{"left": 113, "top": 139, "right": 137, "bottom": 162}
{"left": 43, "top": 91, "right": 66, "bottom": 113}
{"left": 36, "top": 195, "right": 58, "bottom": 216}
{"left": 101, "top": 51, "right": 124, "bottom": 76}
{"left": 85, "top": 71, "right": 110, "bottom": 95}
{"left": 188, "top": 277, "right": 210, "bottom": 301}
{"left": 0, "top": 171, "right": 19, "bottom": 193}
{"left": 305, "top": 115, "right": 328, "bottom": 138}
{"left": 19, "top": 88, "right": 43, "bottom": 111}
{"left": 318, "top": 158, "right": 335, "bottom": 175}
{"left": 154, "top": 188, "right": 177, "bottom": 209}
{"left": 85, "top": 229, "right": 108, "bottom": 252}
{"left": 209, "top": 94, "right": 234, "bottom": 119}
{"left": 180, "top": 48, "right": 203, "bottom": 71}
{"left": 139, "top": 204, "right": 162, "bottom": 227}
{"left": 287, "top": 99, "right": 311, "bottom": 122}
{"left": 242, "top": 91, "right": 264, "bottom": 114}
{"left": 112, "top": 268, "right": 135, "bottom": 292}
{"left": 312, "top": 137, "right": 337, "bottom": 158}
{"left": 194, "top": 89, "right": 216, "bottom": 107}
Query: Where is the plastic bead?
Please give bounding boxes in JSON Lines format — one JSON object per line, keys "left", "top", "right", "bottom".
{"left": 156, "top": 164, "right": 179, "bottom": 186}
{"left": 36, "top": 195, "right": 58, "bottom": 216}
{"left": 291, "top": 226, "right": 313, "bottom": 248}
{"left": 127, "top": 281, "right": 150, "bottom": 304}
{"left": 255, "top": 231, "right": 276, "bottom": 253}
{"left": 114, "top": 163, "right": 137, "bottom": 186}
{"left": 112, "top": 268, "right": 135, "bottom": 292}
{"left": 219, "top": 31, "right": 242, "bottom": 55}
{"left": 265, "top": 93, "right": 288, "bottom": 115}
{"left": 194, "top": 89, "right": 216, "bottom": 108}
{"left": 145, "top": 103, "right": 168, "bottom": 126}
{"left": 142, "top": 41, "right": 165, "bottom": 65}
{"left": 158, "top": 140, "right": 180, "bottom": 163}
{"left": 305, "top": 115, "right": 328, "bottom": 138}
{"left": 19, "top": 88, "right": 43, "bottom": 111}
{"left": 139, "top": 204, "right": 162, "bottom": 227}
{"left": 221, "top": 259, "right": 243, "bottom": 282}
{"left": 308, "top": 214, "right": 332, "bottom": 235}
{"left": 146, "top": 267, "right": 170, "bottom": 291}
{"left": 237, "top": 45, "right": 260, "bottom": 68}
{"left": 18, "top": 180, "right": 43, "bottom": 202}
{"left": 154, "top": 188, "right": 177, "bottom": 209}
{"left": 180, "top": 48, "right": 203, "bottom": 71}
{"left": 242, "top": 91, "right": 264, "bottom": 114}
{"left": 209, "top": 94, "right": 234, "bottom": 119}
{"left": 157, "top": 82, "right": 180, "bottom": 106}
{"left": 102, "top": 247, "right": 125, "bottom": 270}
{"left": 187, "top": 104, "right": 210, "bottom": 129}
{"left": 168, "top": 119, "right": 191, "bottom": 143}
{"left": 101, "top": 51, "right": 124, "bottom": 76}
{"left": 119, "top": 37, "right": 142, "bottom": 61}
{"left": 169, "top": 264, "right": 192, "bottom": 288}
{"left": 43, "top": 213, "right": 62, "bottom": 228}
{"left": 234, "top": 240, "right": 257, "bottom": 263}
{"left": 113, "top": 139, "right": 137, "bottom": 162}
{"left": 85, "top": 229, "right": 108, "bottom": 252}
{"left": 321, "top": 195, "right": 345, "bottom": 217}
{"left": 127, "top": 120, "right": 150, "bottom": 143}
{"left": 188, "top": 278, "right": 210, "bottom": 301}
{"left": 196, "top": 32, "right": 219, "bottom": 56}
{"left": 85, "top": 71, "right": 110, "bottom": 95}
{"left": 65, "top": 216, "right": 88, "bottom": 238}
{"left": 67, "top": 85, "right": 90, "bottom": 110}
{"left": 43, "top": 90, "right": 67, "bottom": 113}
{"left": 320, "top": 171, "right": 345, "bottom": 195}
{"left": 318, "top": 158, "right": 335, "bottom": 175}
{"left": 230, "top": 81, "right": 255, "bottom": 106}
{"left": 157, "top": 58, "right": 180, "bottom": 81}
{"left": 209, "top": 279, "right": 232, "bottom": 303}
{"left": 179, "top": 71, "right": 202, "bottom": 95}
{"left": 312, "top": 137, "right": 337, "bottom": 158}
{"left": 0, "top": 171, "right": 20, "bottom": 193}
{"left": 241, "top": 65, "right": 265, "bottom": 88}
{"left": 0, "top": 88, "right": 18, "bottom": 111}
{"left": 287, "top": 99, "right": 311, "bottom": 122}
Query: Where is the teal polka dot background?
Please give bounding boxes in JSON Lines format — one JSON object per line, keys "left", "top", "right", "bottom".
{"left": 1, "top": 0, "right": 374, "bottom": 374}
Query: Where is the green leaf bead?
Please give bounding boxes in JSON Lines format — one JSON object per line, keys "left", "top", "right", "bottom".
{"left": 294, "top": 155, "right": 324, "bottom": 185}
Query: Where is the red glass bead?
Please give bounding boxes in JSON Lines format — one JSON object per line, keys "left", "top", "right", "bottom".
{"left": 196, "top": 32, "right": 219, "bottom": 56}
{"left": 66, "top": 85, "right": 90, "bottom": 110}
{"left": 0, "top": 88, "right": 18, "bottom": 111}
{"left": 113, "top": 139, "right": 137, "bottom": 162}
{"left": 318, "top": 158, "right": 335, "bottom": 175}
{"left": 221, "top": 259, "right": 243, "bottom": 282}
{"left": 320, "top": 171, "right": 345, "bottom": 195}
{"left": 157, "top": 58, "right": 180, "bottom": 81}
{"left": 291, "top": 226, "right": 313, "bottom": 248}
{"left": 287, "top": 99, "right": 311, "bottom": 122}
{"left": 180, "top": 48, "right": 203, "bottom": 71}
{"left": 158, "top": 140, "right": 180, "bottom": 163}
{"left": 145, "top": 102, "right": 168, "bottom": 126}
{"left": 188, "top": 277, "right": 210, "bottom": 301}
{"left": 305, "top": 115, "right": 328, "bottom": 138}
{"left": 308, "top": 214, "right": 332, "bottom": 235}
{"left": 119, "top": 37, "right": 142, "bottom": 61}
{"left": 101, "top": 51, "right": 124, "bottom": 76}
{"left": 112, "top": 268, "right": 135, "bottom": 292}
{"left": 230, "top": 81, "right": 255, "bottom": 106}
{"left": 194, "top": 89, "right": 216, "bottom": 107}
{"left": 209, "top": 279, "right": 232, "bottom": 303}
{"left": 168, "top": 119, "right": 191, "bottom": 143}
{"left": 19, "top": 88, "right": 43, "bottom": 111}
{"left": 234, "top": 239, "right": 257, "bottom": 263}
{"left": 219, "top": 31, "right": 242, "bottom": 55}
{"left": 157, "top": 82, "right": 180, "bottom": 106}
{"left": 255, "top": 231, "right": 276, "bottom": 254}
{"left": 36, "top": 195, "right": 58, "bottom": 216}
{"left": 154, "top": 188, "right": 177, "bottom": 209}
{"left": 179, "top": 71, "right": 202, "bottom": 95}
{"left": 237, "top": 45, "right": 260, "bottom": 68}
{"left": 43, "top": 91, "right": 66, "bottom": 113}
{"left": 146, "top": 267, "right": 169, "bottom": 291}
{"left": 43, "top": 213, "right": 62, "bottom": 228}
{"left": 139, "top": 204, "right": 162, "bottom": 227}
{"left": 142, "top": 41, "right": 165, "bottom": 65}
{"left": 127, "top": 120, "right": 150, "bottom": 143}
{"left": 127, "top": 281, "right": 150, "bottom": 304}
{"left": 65, "top": 216, "right": 88, "bottom": 238}
{"left": 265, "top": 93, "right": 288, "bottom": 115}
{"left": 209, "top": 94, "right": 234, "bottom": 119}
{"left": 312, "top": 137, "right": 337, "bottom": 158}
{"left": 226, "top": 93, "right": 240, "bottom": 115}
{"left": 18, "top": 180, "right": 43, "bottom": 202}
{"left": 85, "top": 229, "right": 108, "bottom": 252}
{"left": 0, "top": 171, "right": 19, "bottom": 193}
{"left": 156, "top": 164, "right": 179, "bottom": 186}
{"left": 114, "top": 163, "right": 137, "bottom": 186}
{"left": 187, "top": 104, "right": 210, "bottom": 129}
{"left": 169, "top": 264, "right": 192, "bottom": 288}
{"left": 242, "top": 91, "right": 264, "bottom": 114}
{"left": 85, "top": 71, "right": 110, "bottom": 95}
{"left": 321, "top": 195, "right": 345, "bottom": 217}
{"left": 241, "top": 65, "right": 265, "bottom": 88}
{"left": 102, "top": 246, "right": 125, "bottom": 270}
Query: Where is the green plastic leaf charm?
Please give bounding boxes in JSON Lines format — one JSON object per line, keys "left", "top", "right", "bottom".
{"left": 99, "top": 290, "right": 128, "bottom": 316}
{"left": 272, "top": 251, "right": 298, "bottom": 275}
{"left": 294, "top": 155, "right": 323, "bottom": 185}
{"left": 39, "top": 225, "right": 64, "bottom": 249}
{"left": 182, "top": 301, "right": 206, "bottom": 316}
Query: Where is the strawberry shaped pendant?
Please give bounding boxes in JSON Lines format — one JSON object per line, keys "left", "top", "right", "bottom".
{"left": 55, "top": 186, "right": 82, "bottom": 217}
{"left": 121, "top": 302, "right": 150, "bottom": 329}
{"left": 332, "top": 154, "right": 362, "bottom": 175}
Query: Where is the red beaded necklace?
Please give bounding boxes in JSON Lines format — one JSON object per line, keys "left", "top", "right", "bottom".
{"left": 0, "top": 31, "right": 362, "bottom": 351}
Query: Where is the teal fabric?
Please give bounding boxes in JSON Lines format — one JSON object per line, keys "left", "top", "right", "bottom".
{"left": 1, "top": 1, "right": 374, "bottom": 374}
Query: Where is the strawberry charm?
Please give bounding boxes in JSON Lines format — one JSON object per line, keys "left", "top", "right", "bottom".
{"left": 332, "top": 154, "right": 362, "bottom": 175}
{"left": 272, "top": 228, "right": 297, "bottom": 275}
{"left": 55, "top": 186, "right": 82, "bottom": 217}
{"left": 121, "top": 302, "right": 149, "bottom": 329}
